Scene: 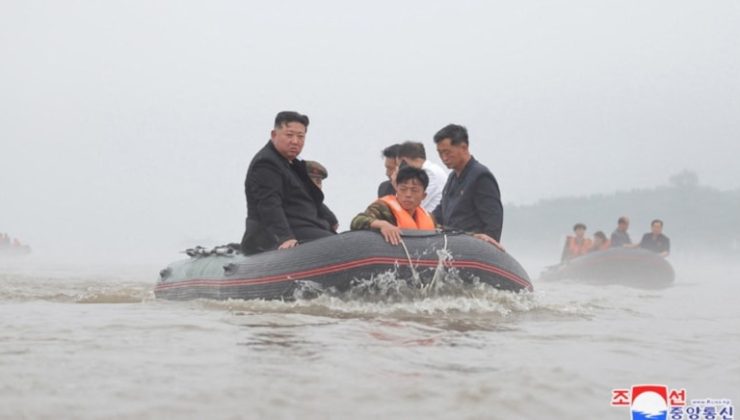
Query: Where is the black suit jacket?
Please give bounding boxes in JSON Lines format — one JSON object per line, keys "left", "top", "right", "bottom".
{"left": 241, "top": 141, "right": 337, "bottom": 254}
{"left": 432, "top": 157, "right": 503, "bottom": 241}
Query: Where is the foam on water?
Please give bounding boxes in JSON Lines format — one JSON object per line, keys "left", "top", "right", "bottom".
{"left": 190, "top": 266, "right": 604, "bottom": 334}
{"left": 1, "top": 256, "right": 603, "bottom": 324}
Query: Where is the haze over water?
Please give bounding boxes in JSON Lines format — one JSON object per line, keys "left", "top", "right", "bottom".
{"left": 1, "top": 1, "right": 739, "bottom": 419}
{"left": 2, "top": 0, "right": 739, "bottom": 259}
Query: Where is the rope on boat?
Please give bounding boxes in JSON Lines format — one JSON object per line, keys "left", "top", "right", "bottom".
{"left": 399, "top": 232, "right": 450, "bottom": 292}
{"left": 425, "top": 233, "right": 449, "bottom": 293}
{"left": 399, "top": 238, "right": 421, "bottom": 286}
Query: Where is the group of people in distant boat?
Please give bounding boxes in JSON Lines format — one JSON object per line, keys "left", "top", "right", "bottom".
{"left": 239, "top": 111, "right": 504, "bottom": 255}
{"left": 0, "top": 233, "right": 31, "bottom": 254}
{"left": 561, "top": 217, "right": 671, "bottom": 262}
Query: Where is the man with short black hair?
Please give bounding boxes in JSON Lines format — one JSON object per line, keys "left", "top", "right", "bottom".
{"left": 610, "top": 216, "right": 632, "bottom": 248}
{"left": 639, "top": 219, "right": 670, "bottom": 257}
{"left": 432, "top": 124, "right": 504, "bottom": 248}
{"left": 240, "top": 111, "right": 337, "bottom": 255}
{"left": 396, "top": 141, "right": 447, "bottom": 212}
{"left": 377, "top": 144, "right": 400, "bottom": 198}
{"left": 352, "top": 166, "right": 435, "bottom": 245}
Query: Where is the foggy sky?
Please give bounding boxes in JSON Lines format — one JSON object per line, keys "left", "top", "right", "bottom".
{"left": 1, "top": 0, "right": 739, "bottom": 261}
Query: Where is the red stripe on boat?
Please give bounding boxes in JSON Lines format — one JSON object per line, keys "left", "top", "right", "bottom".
{"left": 155, "top": 257, "right": 532, "bottom": 292}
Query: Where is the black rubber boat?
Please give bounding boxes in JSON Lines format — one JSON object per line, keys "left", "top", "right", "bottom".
{"left": 155, "top": 230, "right": 533, "bottom": 300}
{"left": 540, "top": 247, "right": 674, "bottom": 288}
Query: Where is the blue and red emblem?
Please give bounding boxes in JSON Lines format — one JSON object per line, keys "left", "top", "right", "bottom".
{"left": 630, "top": 385, "right": 668, "bottom": 420}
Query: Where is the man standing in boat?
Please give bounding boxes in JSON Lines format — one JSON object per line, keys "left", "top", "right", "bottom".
{"left": 240, "top": 111, "right": 338, "bottom": 255}
{"left": 396, "top": 141, "right": 448, "bottom": 212}
{"left": 377, "top": 144, "right": 400, "bottom": 198}
{"left": 351, "top": 165, "right": 435, "bottom": 245}
{"left": 431, "top": 124, "right": 503, "bottom": 248}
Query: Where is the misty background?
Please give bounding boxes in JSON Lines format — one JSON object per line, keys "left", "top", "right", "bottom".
{"left": 1, "top": 1, "right": 739, "bottom": 264}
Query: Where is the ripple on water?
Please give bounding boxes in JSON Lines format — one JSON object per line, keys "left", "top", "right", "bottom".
{"left": 0, "top": 273, "right": 152, "bottom": 303}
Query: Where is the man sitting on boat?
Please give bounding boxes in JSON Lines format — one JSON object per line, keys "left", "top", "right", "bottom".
{"left": 240, "top": 111, "right": 338, "bottom": 255}
{"left": 351, "top": 165, "right": 435, "bottom": 245}
{"left": 305, "top": 160, "right": 328, "bottom": 190}
{"left": 609, "top": 216, "right": 633, "bottom": 247}
{"left": 561, "top": 223, "right": 592, "bottom": 262}
{"left": 638, "top": 219, "right": 671, "bottom": 257}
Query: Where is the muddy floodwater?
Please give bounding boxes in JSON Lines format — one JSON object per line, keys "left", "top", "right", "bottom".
{"left": 1, "top": 255, "right": 738, "bottom": 419}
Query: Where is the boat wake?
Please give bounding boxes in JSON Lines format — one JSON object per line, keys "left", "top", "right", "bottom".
{"left": 1, "top": 250, "right": 600, "bottom": 330}
{"left": 191, "top": 263, "right": 597, "bottom": 331}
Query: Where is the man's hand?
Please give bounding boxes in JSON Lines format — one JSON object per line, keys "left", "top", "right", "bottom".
{"left": 278, "top": 239, "right": 298, "bottom": 249}
{"left": 371, "top": 220, "right": 402, "bottom": 246}
{"left": 473, "top": 233, "right": 506, "bottom": 252}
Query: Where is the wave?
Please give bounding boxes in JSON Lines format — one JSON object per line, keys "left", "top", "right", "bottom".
{"left": 1, "top": 262, "right": 603, "bottom": 327}
{"left": 0, "top": 273, "right": 152, "bottom": 303}
{"left": 191, "top": 267, "right": 600, "bottom": 330}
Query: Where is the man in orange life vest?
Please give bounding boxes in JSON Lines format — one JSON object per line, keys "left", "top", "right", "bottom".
{"left": 351, "top": 166, "right": 435, "bottom": 245}
{"left": 561, "top": 223, "right": 593, "bottom": 262}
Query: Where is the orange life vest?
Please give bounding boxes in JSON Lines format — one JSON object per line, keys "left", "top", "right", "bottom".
{"left": 379, "top": 195, "right": 435, "bottom": 230}
{"left": 566, "top": 235, "right": 592, "bottom": 258}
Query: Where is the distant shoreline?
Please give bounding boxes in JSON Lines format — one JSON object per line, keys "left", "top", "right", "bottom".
{"left": 504, "top": 172, "right": 740, "bottom": 255}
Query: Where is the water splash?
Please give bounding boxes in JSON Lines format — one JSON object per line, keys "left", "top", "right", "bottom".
{"left": 196, "top": 262, "right": 541, "bottom": 330}
{"left": 192, "top": 247, "right": 605, "bottom": 327}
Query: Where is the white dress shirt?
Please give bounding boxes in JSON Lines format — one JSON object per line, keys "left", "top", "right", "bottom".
{"left": 421, "top": 160, "right": 448, "bottom": 212}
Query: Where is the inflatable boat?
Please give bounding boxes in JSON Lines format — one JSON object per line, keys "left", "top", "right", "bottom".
{"left": 155, "top": 230, "right": 533, "bottom": 301}
{"left": 540, "top": 247, "right": 674, "bottom": 288}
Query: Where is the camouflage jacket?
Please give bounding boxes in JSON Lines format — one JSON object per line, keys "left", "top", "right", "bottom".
{"left": 350, "top": 200, "right": 437, "bottom": 230}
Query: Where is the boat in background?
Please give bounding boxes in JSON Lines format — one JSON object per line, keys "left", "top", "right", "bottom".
{"left": 540, "top": 247, "right": 674, "bottom": 288}
{"left": 0, "top": 233, "right": 31, "bottom": 257}
{"left": 155, "top": 230, "right": 533, "bottom": 301}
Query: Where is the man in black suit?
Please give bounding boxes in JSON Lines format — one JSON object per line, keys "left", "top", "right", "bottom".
{"left": 432, "top": 124, "right": 503, "bottom": 248}
{"left": 377, "top": 144, "right": 400, "bottom": 197}
{"left": 240, "top": 111, "right": 337, "bottom": 255}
